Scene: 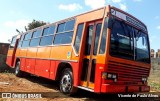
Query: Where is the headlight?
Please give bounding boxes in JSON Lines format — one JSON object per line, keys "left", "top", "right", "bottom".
{"left": 102, "top": 72, "right": 118, "bottom": 82}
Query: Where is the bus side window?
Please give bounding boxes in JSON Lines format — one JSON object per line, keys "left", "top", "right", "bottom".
{"left": 43, "top": 25, "right": 55, "bottom": 36}
{"left": 10, "top": 36, "right": 17, "bottom": 48}
{"left": 30, "top": 38, "right": 40, "bottom": 47}
{"left": 18, "top": 34, "right": 24, "bottom": 48}
{"left": 54, "top": 19, "right": 75, "bottom": 45}
{"left": 57, "top": 23, "right": 65, "bottom": 33}
{"left": 32, "top": 30, "right": 42, "bottom": 38}
{"left": 24, "top": 32, "right": 32, "bottom": 40}
{"left": 53, "top": 32, "right": 73, "bottom": 45}
{"left": 74, "top": 24, "right": 84, "bottom": 54}
{"left": 21, "top": 32, "right": 32, "bottom": 48}
{"left": 29, "top": 29, "right": 42, "bottom": 47}
{"left": 65, "top": 20, "right": 75, "bottom": 31}
{"left": 40, "top": 35, "right": 53, "bottom": 46}
{"left": 39, "top": 25, "right": 55, "bottom": 46}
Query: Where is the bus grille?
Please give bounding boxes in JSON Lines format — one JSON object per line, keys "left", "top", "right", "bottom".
{"left": 108, "top": 61, "right": 150, "bottom": 82}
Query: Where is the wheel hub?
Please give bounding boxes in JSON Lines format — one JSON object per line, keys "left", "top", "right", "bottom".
{"left": 61, "top": 74, "right": 71, "bottom": 92}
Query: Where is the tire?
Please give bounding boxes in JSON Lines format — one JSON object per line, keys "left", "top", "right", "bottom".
{"left": 15, "top": 61, "right": 23, "bottom": 77}
{"left": 59, "top": 68, "right": 77, "bottom": 95}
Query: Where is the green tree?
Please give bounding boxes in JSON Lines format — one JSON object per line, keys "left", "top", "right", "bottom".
{"left": 26, "top": 19, "right": 47, "bottom": 30}
{"left": 16, "top": 19, "right": 47, "bottom": 34}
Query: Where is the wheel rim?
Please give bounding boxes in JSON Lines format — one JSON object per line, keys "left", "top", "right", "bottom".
{"left": 60, "top": 73, "right": 72, "bottom": 93}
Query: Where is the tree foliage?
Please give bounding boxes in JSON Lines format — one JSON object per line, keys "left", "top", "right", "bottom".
{"left": 16, "top": 19, "right": 47, "bottom": 34}
{"left": 26, "top": 19, "right": 47, "bottom": 30}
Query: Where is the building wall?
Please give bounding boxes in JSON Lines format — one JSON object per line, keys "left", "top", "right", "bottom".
{"left": 0, "top": 43, "right": 10, "bottom": 72}
{"left": 156, "top": 49, "right": 160, "bottom": 58}
{"left": 151, "top": 49, "right": 155, "bottom": 58}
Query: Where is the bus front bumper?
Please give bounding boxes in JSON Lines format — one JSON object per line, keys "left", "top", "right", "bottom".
{"left": 101, "top": 84, "right": 150, "bottom": 93}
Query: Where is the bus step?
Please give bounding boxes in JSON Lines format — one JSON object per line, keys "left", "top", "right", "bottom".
{"left": 77, "top": 86, "right": 94, "bottom": 92}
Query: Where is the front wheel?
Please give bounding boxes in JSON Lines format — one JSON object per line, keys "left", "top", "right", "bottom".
{"left": 59, "top": 68, "right": 77, "bottom": 95}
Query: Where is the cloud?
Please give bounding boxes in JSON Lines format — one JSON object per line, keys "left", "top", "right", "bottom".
{"left": 4, "top": 19, "right": 30, "bottom": 30}
{"left": 58, "top": 3, "right": 82, "bottom": 12}
{"left": 111, "top": 0, "right": 122, "bottom": 3}
{"left": 119, "top": 3, "right": 127, "bottom": 11}
{"left": 0, "top": 30, "right": 14, "bottom": 43}
{"left": 154, "top": 16, "right": 159, "bottom": 19}
{"left": 157, "top": 26, "right": 160, "bottom": 29}
{"left": 107, "top": 0, "right": 128, "bottom": 11}
{"left": 1, "top": 19, "right": 30, "bottom": 43}
{"left": 85, "top": 0, "right": 105, "bottom": 9}
{"left": 133, "top": 0, "right": 142, "bottom": 2}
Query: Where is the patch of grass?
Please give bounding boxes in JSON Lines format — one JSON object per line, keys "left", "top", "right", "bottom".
{"left": 149, "top": 82, "right": 160, "bottom": 91}
{"left": 2, "top": 72, "right": 14, "bottom": 76}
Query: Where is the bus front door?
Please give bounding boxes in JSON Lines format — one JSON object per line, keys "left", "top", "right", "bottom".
{"left": 80, "top": 20, "right": 102, "bottom": 89}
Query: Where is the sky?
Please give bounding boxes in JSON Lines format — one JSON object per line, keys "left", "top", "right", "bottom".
{"left": 0, "top": 0, "right": 160, "bottom": 51}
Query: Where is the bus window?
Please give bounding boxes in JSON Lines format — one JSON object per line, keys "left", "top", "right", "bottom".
{"left": 10, "top": 36, "right": 17, "bottom": 48}
{"left": 42, "top": 25, "right": 55, "bottom": 36}
{"left": 32, "top": 30, "right": 42, "bottom": 38}
{"left": 30, "top": 38, "right": 40, "bottom": 47}
{"left": 74, "top": 24, "right": 84, "bottom": 53}
{"left": 57, "top": 19, "right": 75, "bottom": 33}
{"left": 24, "top": 32, "right": 32, "bottom": 40}
{"left": 94, "top": 23, "right": 102, "bottom": 55}
{"left": 43, "top": 27, "right": 49, "bottom": 36}
{"left": 48, "top": 25, "right": 55, "bottom": 35}
{"left": 135, "top": 32, "right": 150, "bottom": 63}
{"left": 20, "top": 34, "right": 25, "bottom": 41}
{"left": 57, "top": 23, "right": 65, "bottom": 33}
{"left": 22, "top": 40, "right": 30, "bottom": 47}
{"left": 85, "top": 25, "right": 93, "bottom": 55}
{"left": 54, "top": 32, "right": 73, "bottom": 45}
{"left": 18, "top": 41, "right": 22, "bottom": 47}
{"left": 18, "top": 34, "right": 25, "bottom": 48}
{"left": 65, "top": 20, "right": 75, "bottom": 31}
{"left": 99, "top": 19, "right": 107, "bottom": 54}
{"left": 40, "top": 35, "right": 53, "bottom": 46}
{"left": 110, "top": 19, "right": 134, "bottom": 60}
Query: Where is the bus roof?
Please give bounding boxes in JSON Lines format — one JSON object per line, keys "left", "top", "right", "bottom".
{"left": 18, "top": 5, "right": 147, "bottom": 36}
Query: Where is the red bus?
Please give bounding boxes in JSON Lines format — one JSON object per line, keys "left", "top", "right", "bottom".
{"left": 6, "top": 5, "right": 151, "bottom": 94}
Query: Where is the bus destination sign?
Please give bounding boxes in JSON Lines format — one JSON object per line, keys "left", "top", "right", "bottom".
{"left": 110, "top": 8, "right": 147, "bottom": 32}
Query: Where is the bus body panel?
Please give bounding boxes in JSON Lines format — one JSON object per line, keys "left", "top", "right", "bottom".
{"left": 94, "top": 63, "right": 105, "bottom": 92}
{"left": 76, "top": 8, "right": 105, "bottom": 24}
{"left": 20, "top": 58, "right": 26, "bottom": 71}
{"left": 6, "top": 5, "right": 151, "bottom": 94}
{"left": 35, "top": 59, "right": 50, "bottom": 78}
{"left": 36, "top": 47, "right": 51, "bottom": 58}
{"left": 6, "top": 49, "right": 14, "bottom": 67}
{"left": 50, "top": 45, "right": 73, "bottom": 60}
{"left": 25, "top": 58, "right": 35, "bottom": 74}
{"left": 50, "top": 60, "right": 56, "bottom": 80}
{"left": 27, "top": 48, "right": 38, "bottom": 57}
{"left": 19, "top": 48, "right": 28, "bottom": 57}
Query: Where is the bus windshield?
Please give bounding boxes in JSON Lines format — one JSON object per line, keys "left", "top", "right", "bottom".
{"left": 110, "top": 19, "right": 150, "bottom": 63}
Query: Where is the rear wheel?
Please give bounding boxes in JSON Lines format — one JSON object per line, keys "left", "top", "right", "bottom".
{"left": 59, "top": 68, "right": 77, "bottom": 95}
{"left": 15, "top": 61, "right": 23, "bottom": 77}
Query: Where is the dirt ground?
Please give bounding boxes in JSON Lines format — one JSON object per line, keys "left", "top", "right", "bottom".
{"left": 0, "top": 73, "right": 160, "bottom": 101}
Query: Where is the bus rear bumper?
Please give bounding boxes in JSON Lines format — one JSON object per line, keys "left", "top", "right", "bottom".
{"left": 101, "top": 84, "right": 150, "bottom": 93}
